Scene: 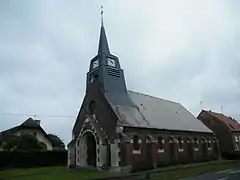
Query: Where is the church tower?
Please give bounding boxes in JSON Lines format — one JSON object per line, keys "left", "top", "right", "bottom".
{"left": 86, "top": 17, "right": 133, "bottom": 106}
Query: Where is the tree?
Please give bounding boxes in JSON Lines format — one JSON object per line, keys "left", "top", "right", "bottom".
{"left": 1, "top": 133, "right": 47, "bottom": 151}
{"left": 48, "top": 134, "right": 65, "bottom": 150}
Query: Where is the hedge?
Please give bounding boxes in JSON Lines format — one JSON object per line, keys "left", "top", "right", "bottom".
{"left": 222, "top": 152, "right": 240, "bottom": 160}
{"left": 0, "top": 150, "right": 67, "bottom": 169}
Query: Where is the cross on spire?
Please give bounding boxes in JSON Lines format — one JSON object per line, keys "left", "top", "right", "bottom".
{"left": 101, "top": 5, "right": 104, "bottom": 26}
{"left": 98, "top": 5, "right": 110, "bottom": 55}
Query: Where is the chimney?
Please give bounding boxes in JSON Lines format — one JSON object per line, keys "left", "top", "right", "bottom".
{"left": 34, "top": 120, "right": 41, "bottom": 125}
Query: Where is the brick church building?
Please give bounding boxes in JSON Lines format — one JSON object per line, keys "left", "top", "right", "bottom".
{"left": 67, "top": 22, "right": 220, "bottom": 172}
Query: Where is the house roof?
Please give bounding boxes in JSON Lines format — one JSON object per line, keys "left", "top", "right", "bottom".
{"left": 1, "top": 118, "right": 52, "bottom": 143}
{"left": 21, "top": 118, "right": 40, "bottom": 127}
{"left": 106, "top": 90, "right": 212, "bottom": 133}
{"left": 204, "top": 110, "right": 240, "bottom": 131}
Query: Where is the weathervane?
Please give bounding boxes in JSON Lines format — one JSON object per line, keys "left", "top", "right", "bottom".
{"left": 101, "top": 5, "right": 104, "bottom": 25}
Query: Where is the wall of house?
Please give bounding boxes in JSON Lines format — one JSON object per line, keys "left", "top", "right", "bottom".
{"left": 14, "top": 129, "right": 53, "bottom": 150}
{"left": 198, "top": 112, "right": 234, "bottom": 154}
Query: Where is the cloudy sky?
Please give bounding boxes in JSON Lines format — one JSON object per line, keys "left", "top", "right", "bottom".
{"left": 1, "top": 0, "right": 240, "bottom": 144}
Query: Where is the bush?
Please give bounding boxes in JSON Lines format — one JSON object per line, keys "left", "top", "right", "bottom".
{"left": 222, "top": 152, "right": 240, "bottom": 160}
{"left": 0, "top": 150, "right": 67, "bottom": 169}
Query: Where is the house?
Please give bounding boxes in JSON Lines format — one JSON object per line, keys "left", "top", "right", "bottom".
{"left": 0, "top": 118, "right": 53, "bottom": 151}
{"left": 67, "top": 21, "right": 220, "bottom": 172}
{"left": 198, "top": 110, "right": 240, "bottom": 154}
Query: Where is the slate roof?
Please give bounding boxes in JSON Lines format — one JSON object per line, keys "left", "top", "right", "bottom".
{"left": 106, "top": 90, "right": 212, "bottom": 133}
{"left": 202, "top": 110, "right": 240, "bottom": 131}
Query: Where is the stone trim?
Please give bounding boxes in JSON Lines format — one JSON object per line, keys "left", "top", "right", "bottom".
{"left": 96, "top": 144, "right": 101, "bottom": 166}
{"left": 75, "top": 116, "right": 104, "bottom": 168}
{"left": 115, "top": 139, "right": 121, "bottom": 167}
{"left": 133, "top": 150, "right": 141, "bottom": 154}
{"left": 178, "top": 148, "right": 184, "bottom": 152}
{"left": 157, "top": 149, "right": 164, "bottom": 153}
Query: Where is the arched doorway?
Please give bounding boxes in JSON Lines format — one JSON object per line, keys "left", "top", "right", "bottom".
{"left": 78, "top": 131, "right": 97, "bottom": 167}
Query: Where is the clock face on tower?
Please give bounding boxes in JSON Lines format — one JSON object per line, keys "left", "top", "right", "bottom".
{"left": 107, "top": 58, "right": 116, "bottom": 67}
{"left": 92, "top": 59, "right": 99, "bottom": 69}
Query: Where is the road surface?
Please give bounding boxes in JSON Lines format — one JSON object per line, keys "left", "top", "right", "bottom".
{"left": 179, "top": 167, "right": 240, "bottom": 180}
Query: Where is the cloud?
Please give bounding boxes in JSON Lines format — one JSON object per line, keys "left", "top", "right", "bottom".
{"left": 0, "top": 0, "right": 240, "bottom": 143}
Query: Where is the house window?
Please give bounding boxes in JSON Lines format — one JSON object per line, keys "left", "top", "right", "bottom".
{"left": 132, "top": 135, "right": 141, "bottom": 154}
{"left": 234, "top": 136, "right": 239, "bottom": 142}
{"left": 235, "top": 143, "right": 239, "bottom": 150}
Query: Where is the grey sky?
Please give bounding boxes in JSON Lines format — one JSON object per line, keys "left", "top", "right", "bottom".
{"left": 1, "top": 0, "right": 240, "bottom": 144}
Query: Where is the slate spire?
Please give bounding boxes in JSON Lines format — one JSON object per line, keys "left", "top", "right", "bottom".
{"left": 98, "top": 6, "right": 110, "bottom": 55}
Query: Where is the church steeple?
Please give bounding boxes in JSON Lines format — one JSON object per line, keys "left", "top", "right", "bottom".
{"left": 98, "top": 6, "right": 110, "bottom": 55}
{"left": 98, "top": 24, "right": 110, "bottom": 55}
{"left": 86, "top": 7, "right": 134, "bottom": 106}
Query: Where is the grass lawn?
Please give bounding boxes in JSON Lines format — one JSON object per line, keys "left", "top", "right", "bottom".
{"left": 0, "top": 160, "right": 240, "bottom": 180}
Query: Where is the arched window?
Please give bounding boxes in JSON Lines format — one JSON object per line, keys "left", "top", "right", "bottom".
{"left": 158, "top": 137, "right": 164, "bottom": 150}
{"left": 194, "top": 137, "right": 199, "bottom": 151}
{"left": 178, "top": 137, "right": 183, "bottom": 149}
{"left": 168, "top": 137, "right": 173, "bottom": 144}
{"left": 207, "top": 139, "right": 211, "bottom": 149}
{"left": 133, "top": 135, "right": 141, "bottom": 151}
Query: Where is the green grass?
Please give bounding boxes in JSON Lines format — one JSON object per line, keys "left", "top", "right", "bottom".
{"left": 0, "top": 160, "right": 239, "bottom": 180}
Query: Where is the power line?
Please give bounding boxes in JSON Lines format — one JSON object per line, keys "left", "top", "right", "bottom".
{"left": 0, "top": 113, "right": 75, "bottom": 119}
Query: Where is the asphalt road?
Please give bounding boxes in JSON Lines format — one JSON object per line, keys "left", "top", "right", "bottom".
{"left": 179, "top": 167, "right": 240, "bottom": 180}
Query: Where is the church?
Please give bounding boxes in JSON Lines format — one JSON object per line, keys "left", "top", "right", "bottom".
{"left": 67, "top": 21, "right": 220, "bottom": 172}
